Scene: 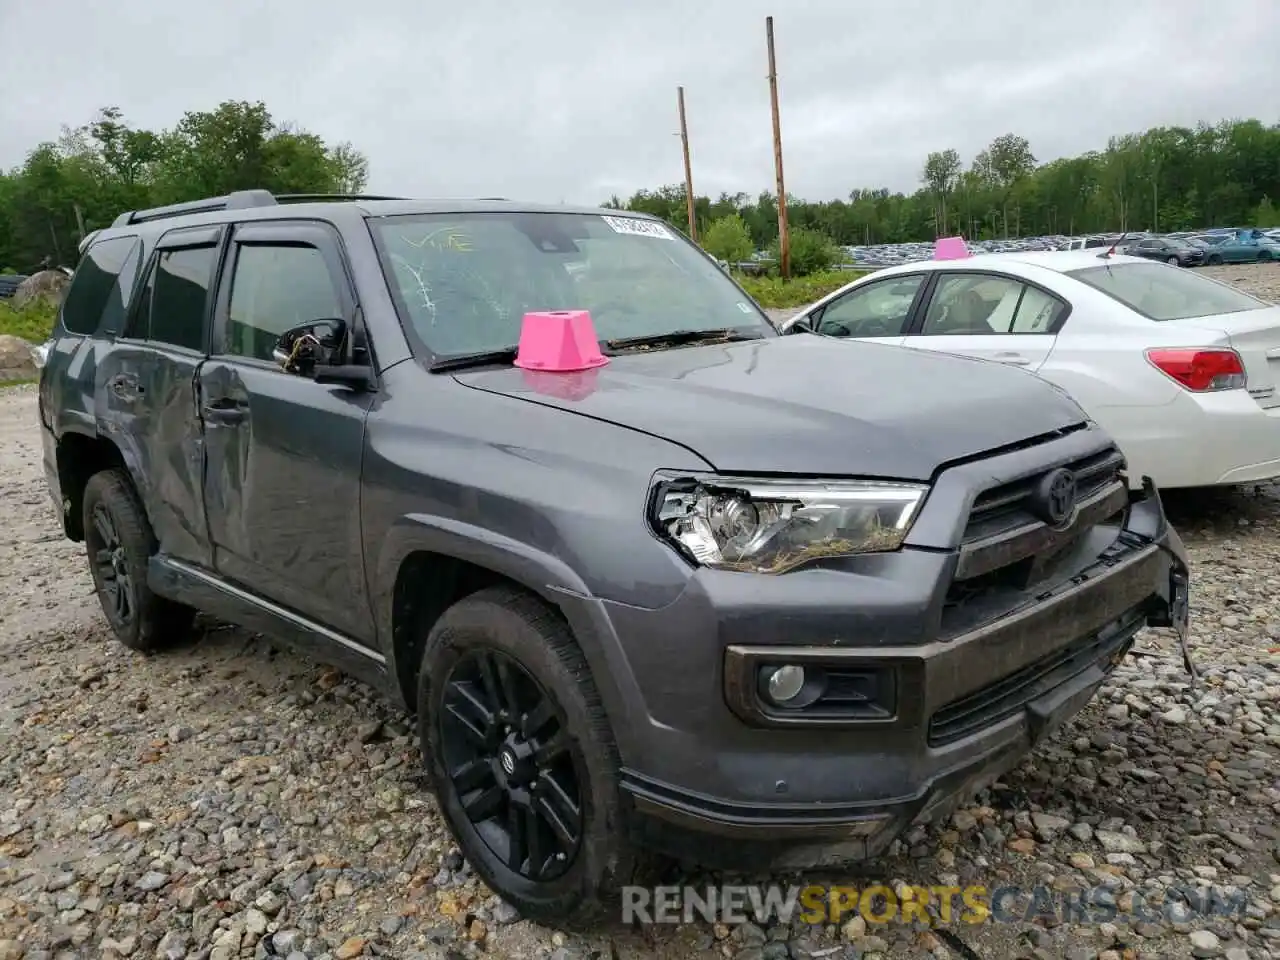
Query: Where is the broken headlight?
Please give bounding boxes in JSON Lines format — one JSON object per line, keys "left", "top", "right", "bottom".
{"left": 651, "top": 476, "right": 928, "bottom": 574}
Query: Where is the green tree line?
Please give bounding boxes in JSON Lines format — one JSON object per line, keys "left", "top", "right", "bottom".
{"left": 0, "top": 101, "right": 369, "bottom": 273}
{"left": 608, "top": 118, "right": 1280, "bottom": 261}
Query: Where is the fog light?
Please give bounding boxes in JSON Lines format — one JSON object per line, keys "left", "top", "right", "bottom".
{"left": 765, "top": 665, "right": 806, "bottom": 703}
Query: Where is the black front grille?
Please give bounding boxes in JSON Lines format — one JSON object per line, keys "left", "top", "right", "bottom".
{"left": 964, "top": 447, "right": 1126, "bottom": 543}
{"left": 927, "top": 608, "right": 1144, "bottom": 747}
{"left": 939, "top": 445, "right": 1130, "bottom": 639}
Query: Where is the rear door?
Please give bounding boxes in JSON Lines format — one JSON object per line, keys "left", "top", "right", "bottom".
{"left": 98, "top": 225, "right": 222, "bottom": 567}
{"left": 804, "top": 272, "right": 928, "bottom": 347}
{"left": 198, "top": 220, "right": 377, "bottom": 643}
{"left": 899, "top": 270, "right": 1068, "bottom": 371}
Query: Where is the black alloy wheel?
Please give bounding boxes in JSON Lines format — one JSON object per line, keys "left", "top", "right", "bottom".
{"left": 438, "top": 648, "right": 583, "bottom": 881}
{"left": 87, "top": 501, "right": 135, "bottom": 626}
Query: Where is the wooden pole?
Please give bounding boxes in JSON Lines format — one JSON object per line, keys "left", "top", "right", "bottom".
{"left": 677, "top": 86, "right": 697, "bottom": 242}
{"left": 766, "top": 16, "right": 790, "bottom": 280}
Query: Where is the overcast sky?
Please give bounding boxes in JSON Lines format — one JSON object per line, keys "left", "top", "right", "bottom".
{"left": 2, "top": 1, "right": 1277, "bottom": 205}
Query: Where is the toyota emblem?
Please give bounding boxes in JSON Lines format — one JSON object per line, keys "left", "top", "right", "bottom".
{"left": 1033, "top": 467, "right": 1077, "bottom": 527}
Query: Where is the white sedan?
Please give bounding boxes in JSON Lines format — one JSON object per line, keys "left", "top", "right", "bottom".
{"left": 777, "top": 250, "right": 1280, "bottom": 490}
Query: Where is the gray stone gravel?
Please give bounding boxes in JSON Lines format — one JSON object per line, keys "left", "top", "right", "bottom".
{"left": 0, "top": 263, "right": 1278, "bottom": 959}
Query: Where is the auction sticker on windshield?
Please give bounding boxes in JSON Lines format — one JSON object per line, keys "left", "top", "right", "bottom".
{"left": 602, "top": 216, "right": 673, "bottom": 239}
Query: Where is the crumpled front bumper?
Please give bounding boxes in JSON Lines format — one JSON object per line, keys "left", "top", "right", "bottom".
{"left": 622, "top": 477, "right": 1193, "bottom": 870}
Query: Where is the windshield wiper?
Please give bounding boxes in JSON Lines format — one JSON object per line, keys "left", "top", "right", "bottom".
{"left": 429, "top": 347, "right": 518, "bottom": 372}
{"left": 603, "top": 328, "right": 761, "bottom": 354}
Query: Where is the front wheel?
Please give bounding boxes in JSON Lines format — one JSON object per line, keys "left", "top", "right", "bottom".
{"left": 1166, "top": 256, "right": 1180, "bottom": 266}
{"left": 418, "top": 587, "right": 636, "bottom": 926}
{"left": 82, "top": 469, "right": 195, "bottom": 651}
{"left": 1207, "top": 254, "right": 1223, "bottom": 265}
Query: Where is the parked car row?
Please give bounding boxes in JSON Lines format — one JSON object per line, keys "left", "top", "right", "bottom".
{"left": 782, "top": 247, "right": 1280, "bottom": 491}
{"left": 37, "top": 193, "right": 1193, "bottom": 923}
{"left": 829, "top": 227, "right": 1280, "bottom": 270}
{"left": 0, "top": 274, "right": 27, "bottom": 299}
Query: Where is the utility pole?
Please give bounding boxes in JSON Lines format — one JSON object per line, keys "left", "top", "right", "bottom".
{"left": 766, "top": 16, "right": 790, "bottom": 280}
{"left": 677, "top": 86, "right": 697, "bottom": 242}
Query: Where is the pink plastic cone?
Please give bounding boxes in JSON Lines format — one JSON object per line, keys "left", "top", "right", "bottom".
{"left": 513, "top": 310, "right": 610, "bottom": 372}
{"left": 933, "top": 236, "right": 970, "bottom": 260}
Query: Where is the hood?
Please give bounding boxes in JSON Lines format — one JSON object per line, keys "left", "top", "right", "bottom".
{"left": 455, "top": 336, "right": 1087, "bottom": 480}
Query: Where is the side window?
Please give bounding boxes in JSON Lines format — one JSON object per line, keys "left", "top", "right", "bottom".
{"left": 815, "top": 275, "right": 923, "bottom": 338}
{"left": 225, "top": 244, "right": 342, "bottom": 362}
{"left": 148, "top": 246, "right": 218, "bottom": 352}
{"left": 61, "top": 236, "right": 142, "bottom": 335}
{"left": 921, "top": 274, "right": 1024, "bottom": 336}
{"left": 1009, "top": 286, "right": 1067, "bottom": 334}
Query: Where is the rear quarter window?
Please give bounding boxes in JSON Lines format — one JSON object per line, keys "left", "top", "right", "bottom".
{"left": 1066, "top": 262, "right": 1269, "bottom": 321}
{"left": 60, "top": 236, "right": 143, "bottom": 335}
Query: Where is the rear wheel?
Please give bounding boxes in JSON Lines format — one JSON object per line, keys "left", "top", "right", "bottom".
{"left": 1258, "top": 251, "right": 1273, "bottom": 262}
{"left": 418, "top": 587, "right": 635, "bottom": 926}
{"left": 82, "top": 469, "right": 195, "bottom": 652}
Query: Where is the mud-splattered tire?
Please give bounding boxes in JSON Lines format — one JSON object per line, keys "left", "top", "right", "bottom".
{"left": 418, "top": 586, "right": 636, "bottom": 927}
{"left": 82, "top": 469, "right": 194, "bottom": 652}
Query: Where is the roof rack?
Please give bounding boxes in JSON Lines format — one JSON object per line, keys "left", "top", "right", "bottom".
{"left": 273, "top": 193, "right": 408, "bottom": 205}
{"left": 110, "top": 190, "right": 408, "bottom": 227}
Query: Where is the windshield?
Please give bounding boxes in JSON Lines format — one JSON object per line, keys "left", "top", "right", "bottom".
{"left": 1067, "top": 262, "right": 1270, "bottom": 321}
{"left": 370, "top": 211, "right": 774, "bottom": 358}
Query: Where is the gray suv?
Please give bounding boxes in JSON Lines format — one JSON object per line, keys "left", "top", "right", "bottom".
{"left": 38, "top": 191, "right": 1192, "bottom": 923}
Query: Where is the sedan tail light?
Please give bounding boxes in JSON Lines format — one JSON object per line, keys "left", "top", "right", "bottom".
{"left": 1145, "top": 347, "right": 1247, "bottom": 392}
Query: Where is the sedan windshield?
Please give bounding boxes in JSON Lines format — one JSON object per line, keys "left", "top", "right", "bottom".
{"left": 370, "top": 211, "right": 774, "bottom": 359}
{"left": 1067, "top": 262, "right": 1270, "bottom": 321}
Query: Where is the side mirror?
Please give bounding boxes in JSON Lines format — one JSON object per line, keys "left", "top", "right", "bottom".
{"left": 272, "top": 318, "right": 373, "bottom": 391}
{"left": 785, "top": 314, "right": 815, "bottom": 335}
{"left": 272, "top": 318, "right": 346, "bottom": 374}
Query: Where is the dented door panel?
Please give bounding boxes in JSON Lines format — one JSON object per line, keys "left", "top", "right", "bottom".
{"left": 199, "top": 358, "right": 375, "bottom": 642}
{"left": 95, "top": 341, "right": 211, "bottom": 566}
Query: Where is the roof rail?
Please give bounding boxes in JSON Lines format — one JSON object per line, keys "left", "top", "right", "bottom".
{"left": 111, "top": 189, "right": 277, "bottom": 227}
{"left": 273, "top": 194, "right": 408, "bottom": 204}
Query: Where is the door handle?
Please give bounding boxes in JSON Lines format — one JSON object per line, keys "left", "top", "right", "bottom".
{"left": 202, "top": 398, "right": 248, "bottom": 425}
{"left": 993, "top": 353, "right": 1031, "bottom": 366}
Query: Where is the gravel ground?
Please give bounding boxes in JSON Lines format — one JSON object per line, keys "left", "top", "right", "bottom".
{"left": 1, "top": 264, "right": 1279, "bottom": 960}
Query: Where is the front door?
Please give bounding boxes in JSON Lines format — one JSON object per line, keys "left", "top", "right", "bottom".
{"left": 804, "top": 273, "right": 928, "bottom": 347}
{"left": 198, "top": 220, "right": 377, "bottom": 644}
{"left": 900, "top": 271, "right": 1067, "bottom": 372}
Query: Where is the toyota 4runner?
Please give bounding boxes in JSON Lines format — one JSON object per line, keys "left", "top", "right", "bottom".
{"left": 38, "top": 190, "right": 1193, "bottom": 923}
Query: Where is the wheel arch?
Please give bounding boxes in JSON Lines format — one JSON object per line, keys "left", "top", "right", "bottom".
{"left": 54, "top": 429, "right": 133, "bottom": 541}
{"left": 376, "top": 514, "right": 641, "bottom": 762}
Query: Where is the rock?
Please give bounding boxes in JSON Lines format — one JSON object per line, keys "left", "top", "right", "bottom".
{"left": 0, "top": 942, "right": 21, "bottom": 960}
{"left": 155, "top": 930, "right": 188, "bottom": 959}
{"left": 0, "top": 336, "right": 35, "bottom": 381}
{"left": 491, "top": 899, "right": 520, "bottom": 925}
{"left": 1032, "top": 813, "right": 1071, "bottom": 840}
{"left": 335, "top": 937, "right": 368, "bottom": 959}
{"left": 134, "top": 870, "right": 168, "bottom": 892}
{"left": 1095, "top": 831, "right": 1146, "bottom": 854}
{"left": 841, "top": 915, "right": 867, "bottom": 941}
{"left": 1189, "top": 929, "right": 1221, "bottom": 957}
{"left": 11, "top": 270, "right": 68, "bottom": 308}
{"left": 1161, "top": 706, "right": 1188, "bottom": 724}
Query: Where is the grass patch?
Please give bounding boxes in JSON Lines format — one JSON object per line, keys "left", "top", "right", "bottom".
{"left": 0, "top": 299, "right": 57, "bottom": 342}
{"left": 736, "top": 269, "right": 868, "bottom": 309}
